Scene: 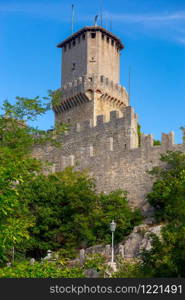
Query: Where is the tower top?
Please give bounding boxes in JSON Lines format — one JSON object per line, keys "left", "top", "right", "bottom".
{"left": 55, "top": 24, "right": 128, "bottom": 127}
{"left": 57, "top": 26, "right": 124, "bottom": 50}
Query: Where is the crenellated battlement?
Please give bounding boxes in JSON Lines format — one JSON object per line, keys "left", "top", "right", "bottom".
{"left": 33, "top": 119, "right": 185, "bottom": 212}
{"left": 62, "top": 74, "right": 128, "bottom": 101}
{"left": 65, "top": 108, "right": 136, "bottom": 133}
{"left": 140, "top": 132, "right": 175, "bottom": 148}
{"left": 53, "top": 75, "right": 128, "bottom": 116}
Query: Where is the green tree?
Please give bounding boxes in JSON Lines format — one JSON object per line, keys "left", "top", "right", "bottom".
{"left": 147, "top": 151, "right": 185, "bottom": 222}
{"left": 112, "top": 258, "right": 142, "bottom": 278}
{"left": 153, "top": 140, "right": 161, "bottom": 146}
{"left": 137, "top": 123, "right": 161, "bottom": 146}
{"left": 91, "top": 190, "right": 141, "bottom": 244}
{"left": 0, "top": 261, "right": 84, "bottom": 278}
{"left": 140, "top": 224, "right": 185, "bottom": 277}
{"left": 17, "top": 168, "right": 142, "bottom": 259}
{"left": 0, "top": 93, "right": 65, "bottom": 264}
{"left": 137, "top": 123, "right": 142, "bottom": 146}
{"left": 140, "top": 151, "right": 185, "bottom": 277}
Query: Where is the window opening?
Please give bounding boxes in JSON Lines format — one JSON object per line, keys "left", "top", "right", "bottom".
{"left": 91, "top": 32, "right": 96, "bottom": 38}
{"left": 72, "top": 63, "right": 76, "bottom": 71}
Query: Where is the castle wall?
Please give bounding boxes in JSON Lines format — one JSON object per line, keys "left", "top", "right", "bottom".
{"left": 34, "top": 123, "right": 184, "bottom": 215}
{"left": 34, "top": 110, "right": 185, "bottom": 216}
{"left": 55, "top": 98, "right": 94, "bottom": 126}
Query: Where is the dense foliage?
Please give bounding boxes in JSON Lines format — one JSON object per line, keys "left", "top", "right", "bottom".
{"left": 147, "top": 151, "right": 185, "bottom": 222}
{"left": 0, "top": 261, "right": 84, "bottom": 278}
{"left": 17, "top": 168, "right": 142, "bottom": 259}
{"left": 0, "top": 94, "right": 65, "bottom": 264}
{"left": 112, "top": 258, "right": 142, "bottom": 278}
{"left": 0, "top": 94, "right": 141, "bottom": 268}
{"left": 140, "top": 151, "right": 185, "bottom": 277}
{"left": 153, "top": 140, "right": 161, "bottom": 146}
{"left": 0, "top": 253, "right": 107, "bottom": 278}
{"left": 1, "top": 92, "right": 184, "bottom": 278}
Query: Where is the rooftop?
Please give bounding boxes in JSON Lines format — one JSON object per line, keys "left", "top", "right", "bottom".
{"left": 57, "top": 26, "right": 124, "bottom": 50}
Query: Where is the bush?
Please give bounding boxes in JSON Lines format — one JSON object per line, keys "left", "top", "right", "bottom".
{"left": 140, "top": 151, "right": 185, "bottom": 277}
{"left": 18, "top": 168, "right": 142, "bottom": 259}
{"left": 0, "top": 261, "right": 84, "bottom": 278}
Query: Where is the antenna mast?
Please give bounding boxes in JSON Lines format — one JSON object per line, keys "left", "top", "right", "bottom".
{"left": 110, "top": 20, "right": 112, "bottom": 31}
{"left": 128, "top": 66, "right": 131, "bottom": 104}
{"left": 94, "top": 15, "right": 99, "bottom": 26}
{"left": 100, "top": 0, "right": 103, "bottom": 26}
{"left": 71, "top": 4, "right": 75, "bottom": 34}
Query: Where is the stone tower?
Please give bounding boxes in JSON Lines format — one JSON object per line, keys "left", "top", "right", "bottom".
{"left": 33, "top": 25, "right": 185, "bottom": 211}
{"left": 54, "top": 26, "right": 131, "bottom": 127}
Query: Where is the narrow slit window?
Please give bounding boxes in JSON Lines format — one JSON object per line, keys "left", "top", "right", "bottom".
{"left": 109, "top": 137, "right": 113, "bottom": 151}
{"left": 91, "top": 32, "right": 96, "bottom": 39}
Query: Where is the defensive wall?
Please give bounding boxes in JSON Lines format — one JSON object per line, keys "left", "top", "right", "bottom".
{"left": 33, "top": 109, "right": 185, "bottom": 217}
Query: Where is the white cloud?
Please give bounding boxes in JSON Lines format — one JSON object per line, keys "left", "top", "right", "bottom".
{"left": 1, "top": 2, "right": 185, "bottom": 45}
{"left": 105, "top": 11, "right": 185, "bottom": 23}
{"left": 0, "top": 2, "right": 69, "bottom": 21}
{"left": 177, "top": 38, "right": 185, "bottom": 45}
{"left": 104, "top": 11, "right": 185, "bottom": 45}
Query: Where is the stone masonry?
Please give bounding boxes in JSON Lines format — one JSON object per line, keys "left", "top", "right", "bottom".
{"left": 33, "top": 25, "right": 185, "bottom": 215}
{"left": 33, "top": 116, "right": 185, "bottom": 214}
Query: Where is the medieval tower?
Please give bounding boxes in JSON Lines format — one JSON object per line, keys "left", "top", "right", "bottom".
{"left": 34, "top": 25, "right": 184, "bottom": 217}
{"left": 53, "top": 26, "right": 138, "bottom": 149}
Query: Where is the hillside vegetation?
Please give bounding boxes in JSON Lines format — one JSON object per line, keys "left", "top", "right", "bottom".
{"left": 0, "top": 95, "right": 184, "bottom": 277}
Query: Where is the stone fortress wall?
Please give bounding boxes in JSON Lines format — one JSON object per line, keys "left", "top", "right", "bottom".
{"left": 33, "top": 109, "right": 185, "bottom": 216}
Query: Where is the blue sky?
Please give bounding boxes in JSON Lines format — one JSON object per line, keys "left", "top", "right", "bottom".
{"left": 0, "top": 0, "right": 185, "bottom": 143}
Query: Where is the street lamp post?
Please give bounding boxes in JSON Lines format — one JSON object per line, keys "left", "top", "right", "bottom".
{"left": 110, "top": 220, "right": 116, "bottom": 263}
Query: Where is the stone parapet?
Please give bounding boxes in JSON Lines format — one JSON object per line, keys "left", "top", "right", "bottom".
{"left": 53, "top": 74, "right": 128, "bottom": 113}
{"left": 33, "top": 120, "right": 185, "bottom": 211}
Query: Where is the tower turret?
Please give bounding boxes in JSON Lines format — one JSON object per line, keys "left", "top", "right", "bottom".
{"left": 54, "top": 26, "right": 129, "bottom": 126}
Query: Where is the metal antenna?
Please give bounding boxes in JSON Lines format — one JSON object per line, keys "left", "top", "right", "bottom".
{"left": 105, "top": 14, "right": 108, "bottom": 30}
{"left": 71, "top": 4, "right": 75, "bottom": 34}
{"left": 94, "top": 15, "right": 99, "bottom": 26}
{"left": 128, "top": 66, "right": 131, "bottom": 104}
{"left": 110, "top": 20, "right": 112, "bottom": 31}
{"left": 100, "top": 0, "right": 103, "bottom": 26}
